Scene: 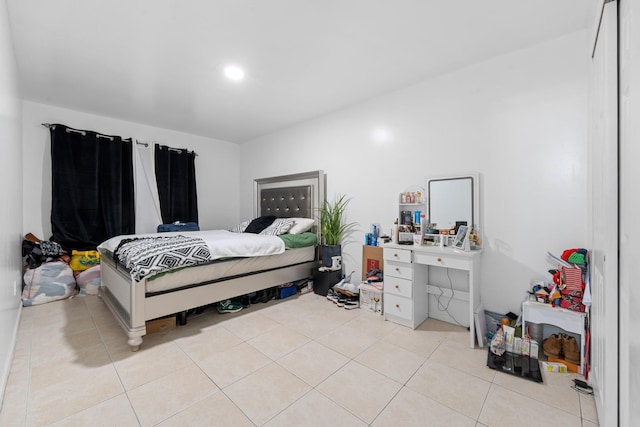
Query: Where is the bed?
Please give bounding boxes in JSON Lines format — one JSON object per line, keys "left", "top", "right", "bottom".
{"left": 98, "top": 170, "right": 325, "bottom": 351}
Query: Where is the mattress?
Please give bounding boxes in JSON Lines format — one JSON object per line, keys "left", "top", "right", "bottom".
{"left": 145, "top": 246, "right": 315, "bottom": 294}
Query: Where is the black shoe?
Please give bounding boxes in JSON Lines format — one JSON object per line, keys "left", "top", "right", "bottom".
{"left": 240, "top": 295, "right": 251, "bottom": 308}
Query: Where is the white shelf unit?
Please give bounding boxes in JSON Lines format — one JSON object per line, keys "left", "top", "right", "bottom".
{"left": 521, "top": 301, "right": 587, "bottom": 374}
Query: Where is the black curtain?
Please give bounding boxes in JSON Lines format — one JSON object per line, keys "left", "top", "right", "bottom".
{"left": 154, "top": 144, "right": 198, "bottom": 224}
{"left": 50, "top": 124, "right": 135, "bottom": 249}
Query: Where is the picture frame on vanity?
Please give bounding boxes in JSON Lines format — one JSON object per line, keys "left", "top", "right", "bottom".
{"left": 452, "top": 225, "right": 470, "bottom": 251}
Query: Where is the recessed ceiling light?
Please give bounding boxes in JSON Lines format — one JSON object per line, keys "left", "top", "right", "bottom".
{"left": 224, "top": 65, "right": 245, "bottom": 81}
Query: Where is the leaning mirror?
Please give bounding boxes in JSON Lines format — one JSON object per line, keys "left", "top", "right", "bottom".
{"left": 427, "top": 174, "right": 479, "bottom": 232}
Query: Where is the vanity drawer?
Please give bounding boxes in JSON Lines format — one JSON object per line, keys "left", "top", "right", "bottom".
{"left": 384, "top": 260, "right": 413, "bottom": 280}
{"left": 384, "top": 248, "right": 412, "bottom": 263}
{"left": 413, "top": 252, "right": 471, "bottom": 271}
{"left": 384, "top": 294, "right": 413, "bottom": 321}
{"left": 384, "top": 277, "right": 412, "bottom": 298}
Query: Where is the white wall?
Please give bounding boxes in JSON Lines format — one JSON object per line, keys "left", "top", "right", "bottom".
{"left": 0, "top": 0, "right": 23, "bottom": 405}
{"left": 240, "top": 31, "right": 589, "bottom": 315}
{"left": 22, "top": 101, "right": 242, "bottom": 239}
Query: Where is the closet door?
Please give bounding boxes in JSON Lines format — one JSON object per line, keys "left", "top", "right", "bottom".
{"left": 618, "top": 0, "right": 640, "bottom": 425}
{"left": 588, "top": 1, "right": 618, "bottom": 426}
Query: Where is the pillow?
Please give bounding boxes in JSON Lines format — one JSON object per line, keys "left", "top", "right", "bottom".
{"left": 260, "top": 218, "right": 295, "bottom": 236}
{"left": 229, "top": 219, "right": 251, "bottom": 233}
{"left": 243, "top": 215, "right": 277, "bottom": 234}
{"left": 288, "top": 218, "right": 315, "bottom": 235}
{"left": 279, "top": 232, "right": 318, "bottom": 248}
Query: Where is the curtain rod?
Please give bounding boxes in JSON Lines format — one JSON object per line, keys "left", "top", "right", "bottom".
{"left": 41, "top": 123, "right": 132, "bottom": 141}
{"left": 42, "top": 124, "right": 194, "bottom": 155}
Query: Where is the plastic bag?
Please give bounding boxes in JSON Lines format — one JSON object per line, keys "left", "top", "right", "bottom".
{"left": 490, "top": 327, "right": 506, "bottom": 356}
{"left": 70, "top": 250, "right": 100, "bottom": 271}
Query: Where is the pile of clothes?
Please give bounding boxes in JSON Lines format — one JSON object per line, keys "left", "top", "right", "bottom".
{"left": 21, "top": 233, "right": 101, "bottom": 306}
{"left": 541, "top": 248, "right": 590, "bottom": 313}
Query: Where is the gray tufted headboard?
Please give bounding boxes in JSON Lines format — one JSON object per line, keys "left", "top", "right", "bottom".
{"left": 254, "top": 170, "right": 325, "bottom": 231}
{"left": 260, "top": 186, "right": 312, "bottom": 218}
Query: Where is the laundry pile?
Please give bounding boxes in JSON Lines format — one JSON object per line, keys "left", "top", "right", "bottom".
{"left": 531, "top": 248, "right": 590, "bottom": 313}
{"left": 21, "top": 233, "right": 101, "bottom": 306}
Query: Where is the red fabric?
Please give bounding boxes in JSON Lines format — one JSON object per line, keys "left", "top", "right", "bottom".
{"left": 561, "top": 248, "right": 579, "bottom": 262}
{"left": 561, "top": 266, "right": 583, "bottom": 291}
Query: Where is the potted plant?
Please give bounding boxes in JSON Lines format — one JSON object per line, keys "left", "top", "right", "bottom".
{"left": 318, "top": 194, "right": 357, "bottom": 267}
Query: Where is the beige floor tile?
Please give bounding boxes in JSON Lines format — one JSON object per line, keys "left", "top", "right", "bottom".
{"left": 277, "top": 341, "right": 349, "bottom": 386}
{"left": 247, "top": 324, "right": 310, "bottom": 360}
{"left": 580, "top": 391, "right": 599, "bottom": 424}
{"left": 429, "top": 334, "right": 496, "bottom": 382}
{"left": 30, "top": 327, "right": 104, "bottom": 361}
{"left": 48, "top": 393, "right": 139, "bottom": 427}
{"left": 194, "top": 342, "right": 271, "bottom": 388}
{"left": 479, "top": 384, "right": 582, "bottom": 427}
{"left": 286, "top": 311, "right": 345, "bottom": 339}
{"left": 582, "top": 420, "right": 599, "bottom": 427}
{"left": 0, "top": 394, "right": 28, "bottom": 427}
{"left": 174, "top": 324, "right": 243, "bottom": 359}
{"left": 316, "top": 361, "right": 402, "bottom": 424}
{"left": 419, "top": 317, "right": 469, "bottom": 332}
{"left": 265, "top": 389, "right": 367, "bottom": 427}
{"left": 343, "top": 312, "right": 399, "bottom": 339}
{"left": 406, "top": 359, "right": 491, "bottom": 419}
{"left": 29, "top": 348, "right": 113, "bottom": 394}
{"left": 259, "top": 296, "right": 320, "bottom": 325}
{"left": 372, "top": 386, "right": 476, "bottom": 427}
{"left": 102, "top": 329, "right": 176, "bottom": 362}
{"left": 26, "top": 364, "right": 124, "bottom": 426}
{"left": 382, "top": 325, "right": 448, "bottom": 358}
{"left": 114, "top": 341, "right": 196, "bottom": 390}
{"left": 224, "top": 362, "right": 312, "bottom": 425}
{"left": 6, "top": 289, "right": 601, "bottom": 427}
{"left": 221, "top": 312, "right": 280, "bottom": 341}
{"left": 157, "top": 391, "right": 253, "bottom": 427}
{"left": 355, "top": 340, "right": 426, "bottom": 383}
{"left": 127, "top": 364, "right": 217, "bottom": 427}
{"left": 315, "top": 322, "right": 380, "bottom": 359}
{"left": 493, "top": 368, "right": 581, "bottom": 417}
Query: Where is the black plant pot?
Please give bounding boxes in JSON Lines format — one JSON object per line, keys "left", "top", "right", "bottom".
{"left": 321, "top": 244, "right": 341, "bottom": 267}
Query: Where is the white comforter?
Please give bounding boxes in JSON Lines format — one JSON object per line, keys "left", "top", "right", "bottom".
{"left": 98, "top": 230, "right": 285, "bottom": 260}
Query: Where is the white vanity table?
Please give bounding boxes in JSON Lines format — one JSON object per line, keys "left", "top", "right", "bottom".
{"left": 383, "top": 243, "right": 482, "bottom": 348}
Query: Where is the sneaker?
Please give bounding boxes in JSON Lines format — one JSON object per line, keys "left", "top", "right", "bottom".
{"left": 343, "top": 298, "right": 360, "bottom": 310}
{"left": 216, "top": 299, "right": 243, "bottom": 314}
{"left": 327, "top": 289, "right": 340, "bottom": 303}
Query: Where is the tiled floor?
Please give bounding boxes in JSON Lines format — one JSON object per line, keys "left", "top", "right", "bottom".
{"left": 1, "top": 292, "right": 599, "bottom": 426}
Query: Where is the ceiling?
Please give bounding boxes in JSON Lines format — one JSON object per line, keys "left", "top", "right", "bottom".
{"left": 7, "top": 0, "right": 593, "bottom": 143}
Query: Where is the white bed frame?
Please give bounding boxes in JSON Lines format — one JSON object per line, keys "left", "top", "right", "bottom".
{"left": 99, "top": 170, "right": 325, "bottom": 351}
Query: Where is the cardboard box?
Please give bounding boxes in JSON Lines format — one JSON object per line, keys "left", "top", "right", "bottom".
{"left": 146, "top": 315, "right": 176, "bottom": 334}
{"left": 359, "top": 283, "right": 383, "bottom": 315}
{"left": 548, "top": 356, "right": 579, "bottom": 373}
{"left": 362, "top": 245, "right": 383, "bottom": 280}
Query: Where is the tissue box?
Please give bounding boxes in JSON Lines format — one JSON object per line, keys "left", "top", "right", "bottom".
{"left": 359, "top": 283, "right": 383, "bottom": 314}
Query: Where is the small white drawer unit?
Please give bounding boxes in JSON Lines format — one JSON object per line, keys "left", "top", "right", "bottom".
{"left": 383, "top": 247, "right": 428, "bottom": 329}
{"left": 382, "top": 243, "right": 482, "bottom": 348}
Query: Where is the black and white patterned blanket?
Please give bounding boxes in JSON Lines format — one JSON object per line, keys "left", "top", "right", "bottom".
{"left": 115, "top": 235, "right": 211, "bottom": 282}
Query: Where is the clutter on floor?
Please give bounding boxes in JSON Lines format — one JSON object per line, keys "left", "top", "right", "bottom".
{"left": 486, "top": 348, "right": 543, "bottom": 383}
{"left": 484, "top": 247, "right": 591, "bottom": 383}
{"left": 21, "top": 233, "right": 103, "bottom": 306}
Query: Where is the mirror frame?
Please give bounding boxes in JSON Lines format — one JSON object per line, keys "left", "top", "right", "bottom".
{"left": 426, "top": 173, "right": 480, "bottom": 232}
